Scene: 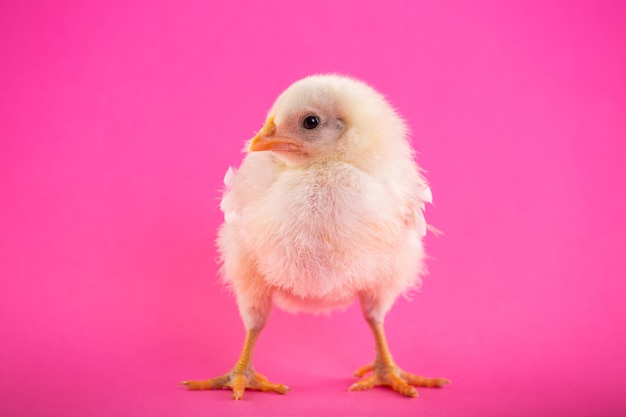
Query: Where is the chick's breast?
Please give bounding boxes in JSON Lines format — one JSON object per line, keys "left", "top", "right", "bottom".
{"left": 218, "top": 152, "right": 425, "bottom": 314}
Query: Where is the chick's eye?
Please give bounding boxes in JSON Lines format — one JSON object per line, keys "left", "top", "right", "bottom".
{"left": 302, "top": 115, "right": 320, "bottom": 130}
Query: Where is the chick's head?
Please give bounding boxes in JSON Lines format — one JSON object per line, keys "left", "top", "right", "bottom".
{"left": 248, "top": 75, "right": 409, "bottom": 170}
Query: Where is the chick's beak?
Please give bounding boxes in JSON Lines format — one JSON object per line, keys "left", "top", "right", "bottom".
{"left": 248, "top": 116, "right": 303, "bottom": 153}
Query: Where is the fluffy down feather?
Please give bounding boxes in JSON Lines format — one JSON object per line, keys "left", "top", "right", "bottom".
{"left": 218, "top": 74, "right": 431, "bottom": 320}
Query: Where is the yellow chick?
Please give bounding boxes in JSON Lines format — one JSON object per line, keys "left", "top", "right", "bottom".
{"left": 182, "top": 74, "right": 449, "bottom": 399}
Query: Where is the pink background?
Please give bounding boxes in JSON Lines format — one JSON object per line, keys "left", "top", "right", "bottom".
{"left": 2, "top": 1, "right": 625, "bottom": 416}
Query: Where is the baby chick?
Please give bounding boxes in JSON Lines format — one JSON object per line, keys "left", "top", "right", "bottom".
{"left": 182, "top": 74, "right": 449, "bottom": 399}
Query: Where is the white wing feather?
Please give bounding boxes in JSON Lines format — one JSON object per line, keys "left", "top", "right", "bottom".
{"left": 220, "top": 166, "right": 239, "bottom": 223}
{"left": 414, "top": 182, "right": 432, "bottom": 237}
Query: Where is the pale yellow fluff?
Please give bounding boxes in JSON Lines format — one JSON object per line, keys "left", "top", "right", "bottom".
{"left": 217, "top": 74, "right": 432, "bottom": 328}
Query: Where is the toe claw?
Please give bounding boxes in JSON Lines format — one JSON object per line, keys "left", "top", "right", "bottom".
{"left": 233, "top": 389, "right": 244, "bottom": 400}
{"left": 272, "top": 384, "right": 289, "bottom": 395}
{"left": 433, "top": 378, "right": 451, "bottom": 388}
{"left": 349, "top": 382, "right": 363, "bottom": 392}
{"left": 349, "top": 375, "right": 376, "bottom": 392}
{"left": 399, "top": 385, "right": 418, "bottom": 398}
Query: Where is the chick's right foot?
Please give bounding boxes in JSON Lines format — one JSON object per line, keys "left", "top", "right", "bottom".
{"left": 180, "top": 370, "right": 289, "bottom": 400}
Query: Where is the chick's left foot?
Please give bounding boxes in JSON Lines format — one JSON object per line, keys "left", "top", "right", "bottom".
{"left": 350, "top": 362, "right": 450, "bottom": 397}
{"left": 180, "top": 370, "right": 289, "bottom": 400}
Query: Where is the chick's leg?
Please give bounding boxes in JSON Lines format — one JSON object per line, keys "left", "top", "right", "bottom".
{"left": 350, "top": 310, "right": 450, "bottom": 397}
{"left": 182, "top": 283, "right": 288, "bottom": 400}
{"left": 181, "top": 326, "right": 289, "bottom": 399}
